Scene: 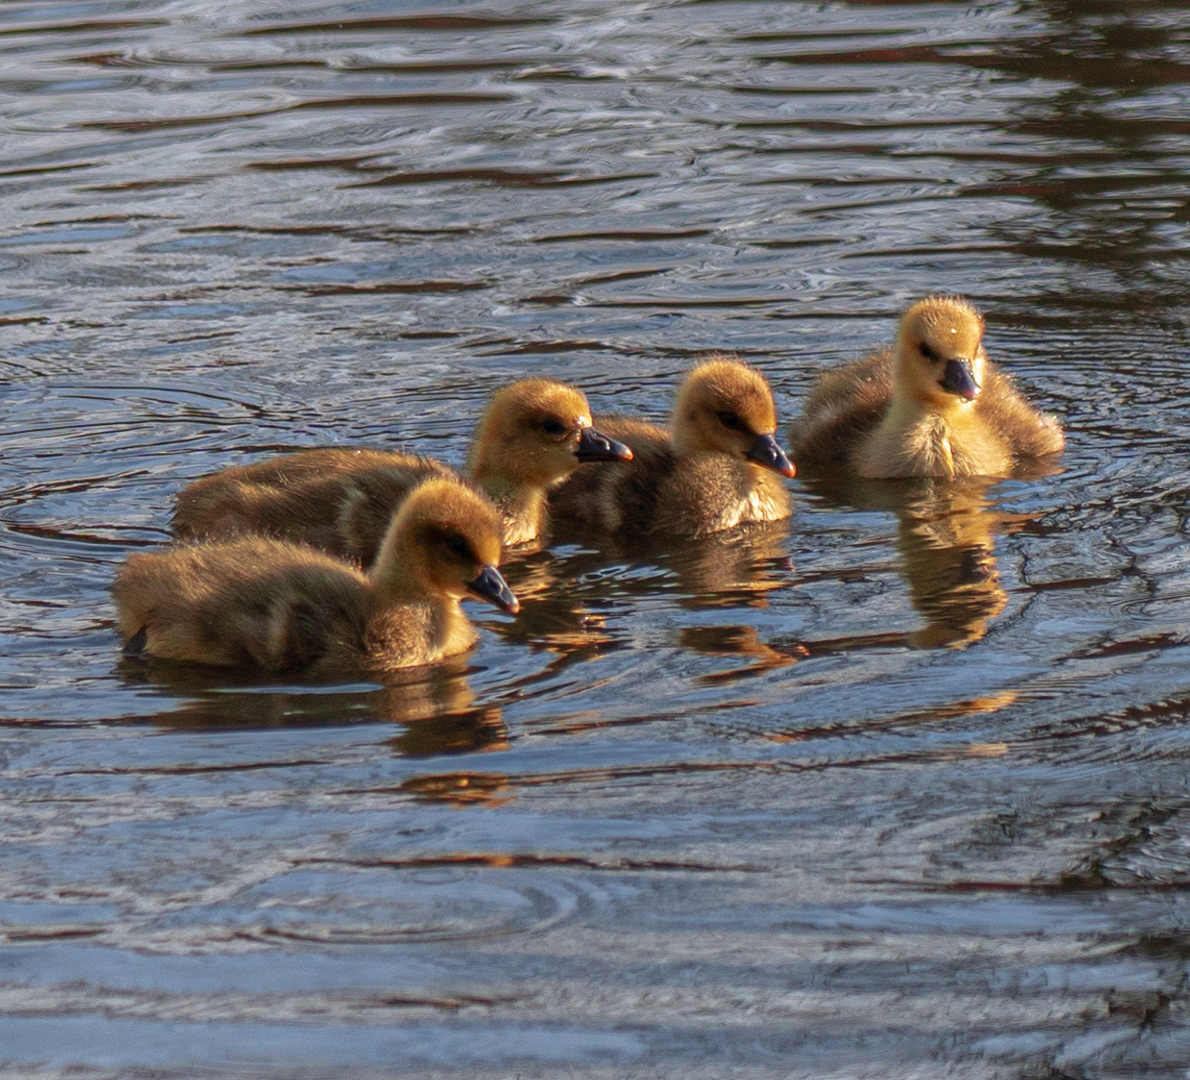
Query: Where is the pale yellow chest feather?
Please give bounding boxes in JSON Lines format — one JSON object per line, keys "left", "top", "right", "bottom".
{"left": 733, "top": 484, "right": 789, "bottom": 529}
{"left": 857, "top": 402, "right": 1010, "bottom": 479}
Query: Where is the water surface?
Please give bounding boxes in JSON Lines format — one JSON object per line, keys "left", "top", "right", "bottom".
{"left": 4, "top": 1, "right": 1190, "bottom": 1076}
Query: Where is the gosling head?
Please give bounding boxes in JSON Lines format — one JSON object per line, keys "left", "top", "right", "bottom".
{"left": 895, "top": 296, "right": 987, "bottom": 409}
{"left": 671, "top": 356, "right": 796, "bottom": 478}
{"left": 469, "top": 379, "right": 632, "bottom": 490}
{"left": 383, "top": 477, "right": 519, "bottom": 613}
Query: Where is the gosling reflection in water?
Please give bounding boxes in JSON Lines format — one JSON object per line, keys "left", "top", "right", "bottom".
{"left": 807, "top": 473, "right": 1010, "bottom": 648}
{"left": 388, "top": 700, "right": 508, "bottom": 759}
{"left": 490, "top": 550, "right": 618, "bottom": 654}
{"left": 663, "top": 517, "right": 794, "bottom": 608}
{"left": 398, "top": 771, "right": 512, "bottom": 807}
{"left": 122, "top": 651, "right": 501, "bottom": 738}
{"left": 896, "top": 478, "right": 1008, "bottom": 648}
{"left": 680, "top": 623, "right": 808, "bottom": 683}
{"left": 480, "top": 518, "right": 795, "bottom": 687}
{"left": 557, "top": 516, "right": 794, "bottom": 611}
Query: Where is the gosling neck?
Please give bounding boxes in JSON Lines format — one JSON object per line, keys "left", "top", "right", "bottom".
{"left": 368, "top": 524, "right": 441, "bottom": 609}
{"left": 366, "top": 543, "right": 468, "bottom": 659}
{"left": 469, "top": 469, "right": 547, "bottom": 547}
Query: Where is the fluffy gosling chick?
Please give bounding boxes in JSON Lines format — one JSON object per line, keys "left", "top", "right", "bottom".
{"left": 789, "top": 295, "right": 1064, "bottom": 479}
{"left": 171, "top": 379, "right": 632, "bottom": 562}
{"left": 114, "top": 477, "right": 518, "bottom": 677}
{"left": 550, "top": 356, "right": 795, "bottom": 537}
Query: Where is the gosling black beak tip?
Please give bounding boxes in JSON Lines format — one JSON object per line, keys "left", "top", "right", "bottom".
{"left": 941, "top": 358, "right": 980, "bottom": 403}
{"left": 467, "top": 565, "right": 519, "bottom": 614}
{"left": 576, "top": 425, "right": 633, "bottom": 463}
{"left": 746, "top": 433, "right": 796, "bottom": 478}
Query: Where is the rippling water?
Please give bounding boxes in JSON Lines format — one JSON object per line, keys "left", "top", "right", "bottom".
{"left": 4, "top": 1, "right": 1190, "bottom": 1076}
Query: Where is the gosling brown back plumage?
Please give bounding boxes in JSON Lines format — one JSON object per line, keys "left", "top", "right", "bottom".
{"left": 173, "top": 448, "right": 450, "bottom": 566}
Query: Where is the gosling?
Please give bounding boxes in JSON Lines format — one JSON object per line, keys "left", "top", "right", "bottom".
{"left": 789, "top": 295, "right": 1064, "bottom": 479}
{"left": 550, "top": 356, "right": 795, "bottom": 537}
{"left": 113, "top": 477, "right": 518, "bottom": 677}
{"left": 171, "top": 379, "right": 633, "bottom": 563}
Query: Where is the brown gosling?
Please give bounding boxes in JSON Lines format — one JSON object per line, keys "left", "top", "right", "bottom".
{"left": 549, "top": 356, "right": 795, "bottom": 538}
{"left": 113, "top": 477, "right": 518, "bottom": 677}
{"left": 789, "top": 295, "right": 1064, "bottom": 479}
{"left": 171, "top": 379, "right": 633, "bottom": 563}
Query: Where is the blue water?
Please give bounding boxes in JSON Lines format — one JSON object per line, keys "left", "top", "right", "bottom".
{"left": 3, "top": 1, "right": 1190, "bottom": 1076}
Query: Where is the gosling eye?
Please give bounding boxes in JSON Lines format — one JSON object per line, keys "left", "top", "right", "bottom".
{"left": 444, "top": 534, "right": 472, "bottom": 559}
{"left": 541, "top": 418, "right": 567, "bottom": 436}
{"left": 718, "top": 411, "right": 744, "bottom": 431}
{"left": 919, "top": 342, "right": 939, "bottom": 362}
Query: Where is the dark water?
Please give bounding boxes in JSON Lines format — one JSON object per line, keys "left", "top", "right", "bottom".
{"left": 4, "top": 1, "right": 1190, "bottom": 1076}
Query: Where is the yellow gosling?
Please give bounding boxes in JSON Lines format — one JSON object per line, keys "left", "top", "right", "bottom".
{"left": 171, "top": 379, "right": 632, "bottom": 562}
{"left": 789, "top": 295, "right": 1064, "bottom": 479}
{"left": 114, "top": 477, "right": 518, "bottom": 677}
{"left": 550, "top": 356, "right": 795, "bottom": 538}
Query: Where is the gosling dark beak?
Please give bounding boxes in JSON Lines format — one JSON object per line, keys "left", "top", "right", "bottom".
{"left": 940, "top": 358, "right": 980, "bottom": 403}
{"left": 576, "top": 425, "right": 633, "bottom": 463}
{"left": 746, "top": 433, "right": 796, "bottom": 478}
{"left": 467, "top": 565, "right": 520, "bottom": 614}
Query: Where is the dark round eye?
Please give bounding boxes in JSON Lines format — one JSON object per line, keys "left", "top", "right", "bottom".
{"left": 445, "top": 534, "right": 472, "bottom": 559}
{"left": 919, "top": 342, "right": 938, "bottom": 362}
{"left": 542, "top": 418, "right": 567, "bottom": 436}
{"left": 718, "top": 411, "right": 744, "bottom": 431}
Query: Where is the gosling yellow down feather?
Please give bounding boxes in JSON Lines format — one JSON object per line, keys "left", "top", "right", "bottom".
{"left": 789, "top": 295, "right": 1064, "bottom": 479}
{"left": 113, "top": 477, "right": 518, "bottom": 677}
{"left": 550, "top": 356, "right": 795, "bottom": 538}
{"left": 171, "top": 379, "right": 632, "bottom": 562}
